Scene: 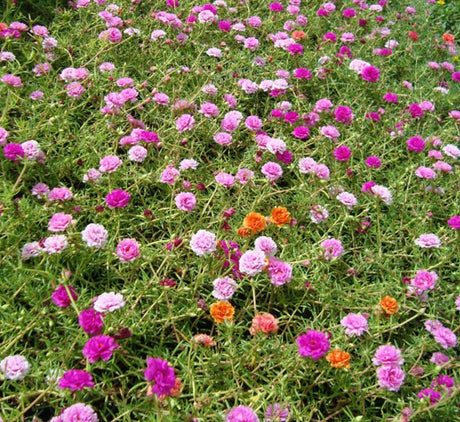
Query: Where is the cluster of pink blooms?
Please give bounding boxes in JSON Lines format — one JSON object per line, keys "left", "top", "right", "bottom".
{"left": 372, "top": 345, "right": 405, "bottom": 392}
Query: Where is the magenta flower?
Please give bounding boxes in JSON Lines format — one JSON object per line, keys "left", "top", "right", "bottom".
{"left": 82, "top": 335, "right": 119, "bottom": 363}
{"left": 78, "top": 309, "right": 104, "bottom": 335}
{"left": 58, "top": 369, "right": 94, "bottom": 391}
{"left": 447, "top": 215, "right": 460, "bottom": 229}
{"left": 105, "top": 189, "right": 131, "bottom": 208}
{"left": 296, "top": 330, "right": 330, "bottom": 360}
{"left": 361, "top": 66, "right": 380, "bottom": 82}
{"left": 52, "top": 285, "right": 77, "bottom": 308}
{"left": 333, "top": 145, "right": 352, "bottom": 161}
{"left": 144, "top": 357, "right": 176, "bottom": 397}
{"left": 3, "top": 143, "right": 25, "bottom": 162}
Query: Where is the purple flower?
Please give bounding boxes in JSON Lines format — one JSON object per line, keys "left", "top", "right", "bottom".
{"left": 333, "top": 145, "right": 352, "bottom": 161}
{"left": 296, "top": 330, "right": 330, "bottom": 360}
{"left": 82, "top": 335, "right": 119, "bottom": 363}
{"left": 58, "top": 369, "right": 94, "bottom": 391}
{"left": 144, "top": 357, "right": 176, "bottom": 397}
{"left": 430, "top": 352, "right": 450, "bottom": 366}
{"left": 447, "top": 215, "right": 460, "bottom": 229}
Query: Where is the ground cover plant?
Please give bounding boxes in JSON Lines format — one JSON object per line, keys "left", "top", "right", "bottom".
{"left": 0, "top": 0, "right": 459, "bottom": 420}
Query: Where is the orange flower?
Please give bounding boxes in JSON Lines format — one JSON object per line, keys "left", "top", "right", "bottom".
{"left": 380, "top": 296, "right": 399, "bottom": 315}
{"left": 210, "top": 301, "right": 235, "bottom": 324}
{"left": 243, "top": 212, "right": 266, "bottom": 233}
{"left": 0, "top": 23, "right": 8, "bottom": 31}
{"left": 326, "top": 349, "right": 351, "bottom": 369}
{"left": 270, "top": 207, "right": 291, "bottom": 226}
{"left": 237, "top": 227, "right": 250, "bottom": 237}
{"left": 292, "top": 30, "right": 306, "bottom": 41}
{"left": 443, "top": 33, "right": 455, "bottom": 44}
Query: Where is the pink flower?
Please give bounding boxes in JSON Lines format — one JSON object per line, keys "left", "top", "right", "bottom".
{"left": 99, "top": 28, "right": 122, "bottom": 42}
{"left": 371, "top": 185, "right": 393, "bottom": 205}
{"left": 215, "top": 172, "right": 235, "bottom": 187}
{"left": 296, "top": 330, "right": 330, "bottom": 360}
{"left": 372, "top": 345, "right": 404, "bottom": 366}
{"left": 320, "top": 125, "right": 340, "bottom": 141}
{"left": 105, "top": 189, "right": 131, "bottom": 208}
{"left": 411, "top": 270, "right": 438, "bottom": 291}
{"left": 116, "top": 238, "right": 140, "bottom": 262}
{"left": 261, "top": 162, "right": 283, "bottom": 182}
{"left": 235, "top": 168, "right": 254, "bottom": 184}
{"left": 1, "top": 74, "right": 22, "bottom": 87}
{"left": 376, "top": 365, "right": 405, "bottom": 392}
{"left": 414, "top": 233, "right": 441, "bottom": 248}
{"left": 99, "top": 155, "right": 122, "bottom": 173}
{"left": 212, "top": 277, "right": 238, "bottom": 300}
{"left": 267, "top": 258, "right": 292, "bottom": 286}
{"left": 226, "top": 406, "right": 259, "bottom": 422}
{"left": 48, "top": 187, "right": 73, "bottom": 202}
{"left": 128, "top": 145, "right": 148, "bottom": 162}
{"left": 60, "top": 403, "right": 98, "bottom": 422}
{"left": 144, "top": 358, "right": 177, "bottom": 398}
{"left": 320, "top": 238, "right": 344, "bottom": 260}
{"left": 43, "top": 235, "right": 68, "bottom": 254}
{"left": 82, "top": 335, "right": 119, "bottom": 363}
{"left": 337, "top": 192, "right": 358, "bottom": 209}
{"left": 21, "top": 242, "right": 43, "bottom": 260}
{"left": 93, "top": 292, "right": 125, "bottom": 313}
{"left": 214, "top": 132, "right": 232, "bottom": 146}
{"left": 341, "top": 313, "right": 368, "bottom": 336}
{"left": 81, "top": 224, "right": 108, "bottom": 249}
{"left": 48, "top": 213, "right": 74, "bottom": 232}
{"left": 310, "top": 205, "right": 329, "bottom": 224}
{"left": 245, "top": 115, "right": 263, "bottom": 131}
{"left": 159, "top": 166, "right": 180, "bottom": 185}
{"left": 415, "top": 166, "right": 436, "bottom": 179}
{"left": 190, "top": 230, "right": 217, "bottom": 256}
{"left": 176, "top": 114, "right": 195, "bottom": 133}
{"left": 0, "top": 355, "right": 30, "bottom": 380}
{"left": 433, "top": 326, "right": 457, "bottom": 349}
{"left": 254, "top": 236, "right": 277, "bottom": 256}
{"left": 175, "top": 192, "right": 196, "bottom": 211}
{"left": 239, "top": 249, "right": 267, "bottom": 276}
{"left": 52, "top": 285, "right": 77, "bottom": 308}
